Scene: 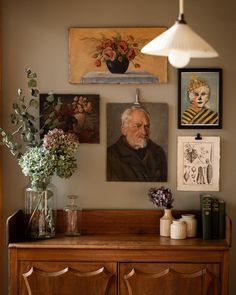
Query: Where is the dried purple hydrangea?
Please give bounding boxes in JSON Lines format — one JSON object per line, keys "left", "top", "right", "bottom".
{"left": 148, "top": 186, "right": 173, "bottom": 209}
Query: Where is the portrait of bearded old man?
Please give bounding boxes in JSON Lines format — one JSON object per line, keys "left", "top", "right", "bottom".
{"left": 107, "top": 104, "right": 168, "bottom": 182}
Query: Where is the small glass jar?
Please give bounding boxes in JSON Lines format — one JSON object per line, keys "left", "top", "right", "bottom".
{"left": 170, "top": 220, "right": 187, "bottom": 240}
{"left": 64, "top": 195, "right": 82, "bottom": 236}
{"left": 180, "top": 214, "right": 197, "bottom": 238}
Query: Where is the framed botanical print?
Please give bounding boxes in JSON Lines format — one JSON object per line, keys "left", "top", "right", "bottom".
{"left": 178, "top": 68, "right": 222, "bottom": 129}
{"left": 68, "top": 27, "right": 168, "bottom": 84}
{"left": 177, "top": 136, "right": 220, "bottom": 191}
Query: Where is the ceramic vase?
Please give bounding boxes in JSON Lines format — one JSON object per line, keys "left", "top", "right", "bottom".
{"left": 180, "top": 214, "right": 197, "bottom": 237}
{"left": 106, "top": 57, "right": 129, "bottom": 74}
{"left": 170, "top": 220, "right": 187, "bottom": 240}
{"left": 160, "top": 208, "right": 174, "bottom": 237}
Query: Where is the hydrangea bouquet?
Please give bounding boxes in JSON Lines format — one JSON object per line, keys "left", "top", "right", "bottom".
{"left": 0, "top": 68, "right": 79, "bottom": 191}
{"left": 148, "top": 186, "right": 173, "bottom": 209}
{"left": 0, "top": 69, "right": 79, "bottom": 238}
{"left": 19, "top": 129, "right": 79, "bottom": 190}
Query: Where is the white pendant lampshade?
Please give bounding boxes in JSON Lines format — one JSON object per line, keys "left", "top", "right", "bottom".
{"left": 141, "top": 0, "right": 218, "bottom": 68}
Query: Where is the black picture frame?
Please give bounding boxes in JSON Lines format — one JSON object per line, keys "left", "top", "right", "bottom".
{"left": 178, "top": 68, "right": 222, "bottom": 129}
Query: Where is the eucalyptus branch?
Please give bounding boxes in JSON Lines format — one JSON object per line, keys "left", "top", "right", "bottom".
{"left": 12, "top": 125, "right": 23, "bottom": 136}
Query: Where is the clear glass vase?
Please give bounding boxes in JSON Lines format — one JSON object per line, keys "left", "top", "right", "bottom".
{"left": 64, "top": 195, "right": 82, "bottom": 236}
{"left": 24, "top": 182, "right": 57, "bottom": 239}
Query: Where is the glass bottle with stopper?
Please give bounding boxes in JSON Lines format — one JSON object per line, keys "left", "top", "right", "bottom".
{"left": 64, "top": 195, "right": 82, "bottom": 236}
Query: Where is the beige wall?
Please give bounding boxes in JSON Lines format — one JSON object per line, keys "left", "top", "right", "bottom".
{"left": 1, "top": 0, "right": 236, "bottom": 294}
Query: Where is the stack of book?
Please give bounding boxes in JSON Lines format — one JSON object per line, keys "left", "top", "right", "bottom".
{"left": 200, "top": 194, "right": 226, "bottom": 240}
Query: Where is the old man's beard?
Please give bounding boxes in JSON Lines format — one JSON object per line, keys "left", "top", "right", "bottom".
{"left": 135, "top": 137, "right": 148, "bottom": 149}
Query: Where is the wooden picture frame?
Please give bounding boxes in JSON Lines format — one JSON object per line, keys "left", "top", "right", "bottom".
{"left": 178, "top": 68, "right": 222, "bottom": 129}
{"left": 177, "top": 136, "right": 220, "bottom": 191}
{"left": 69, "top": 27, "right": 168, "bottom": 84}
{"left": 40, "top": 94, "right": 100, "bottom": 144}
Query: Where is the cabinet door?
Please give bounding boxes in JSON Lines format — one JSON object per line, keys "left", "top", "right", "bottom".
{"left": 119, "top": 263, "right": 220, "bottom": 295}
{"left": 18, "top": 261, "right": 117, "bottom": 295}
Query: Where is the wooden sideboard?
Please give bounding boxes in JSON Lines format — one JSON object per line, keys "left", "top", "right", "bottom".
{"left": 7, "top": 209, "right": 231, "bottom": 295}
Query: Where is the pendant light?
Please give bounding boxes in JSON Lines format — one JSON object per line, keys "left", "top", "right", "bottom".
{"left": 141, "top": 0, "right": 218, "bottom": 68}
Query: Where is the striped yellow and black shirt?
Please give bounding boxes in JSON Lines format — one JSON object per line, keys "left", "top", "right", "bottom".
{"left": 181, "top": 107, "right": 219, "bottom": 125}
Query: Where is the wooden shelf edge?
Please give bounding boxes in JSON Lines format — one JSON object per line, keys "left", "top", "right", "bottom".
{"left": 225, "top": 215, "right": 232, "bottom": 247}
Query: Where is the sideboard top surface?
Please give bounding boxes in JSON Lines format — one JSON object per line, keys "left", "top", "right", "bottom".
{"left": 7, "top": 209, "right": 231, "bottom": 250}
{"left": 8, "top": 233, "right": 230, "bottom": 250}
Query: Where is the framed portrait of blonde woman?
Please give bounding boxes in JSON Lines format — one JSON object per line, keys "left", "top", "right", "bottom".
{"left": 178, "top": 68, "right": 222, "bottom": 129}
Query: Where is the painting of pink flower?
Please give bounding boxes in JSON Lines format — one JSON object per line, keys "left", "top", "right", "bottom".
{"left": 127, "top": 48, "right": 136, "bottom": 61}
{"left": 102, "top": 39, "right": 113, "bottom": 48}
{"left": 102, "top": 47, "right": 116, "bottom": 61}
{"left": 91, "top": 32, "right": 144, "bottom": 70}
{"left": 117, "top": 40, "right": 129, "bottom": 55}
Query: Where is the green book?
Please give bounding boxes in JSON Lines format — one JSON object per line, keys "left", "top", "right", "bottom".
{"left": 212, "top": 198, "right": 219, "bottom": 239}
{"left": 201, "top": 194, "right": 213, "bottom": 240}
{"left": 218, "top": 200, "right": 226, "bottom": 239}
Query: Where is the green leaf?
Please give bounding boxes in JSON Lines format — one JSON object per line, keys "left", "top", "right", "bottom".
{"left": 25, "top": 114, "right": 35, "bottom": 122}
{"left": 25, "top": 68, "right": 32, "bottom": 75}
{"left": 31, "top": 89, "right": 39, "bottom": 97}
{"left": 6, "top": 134, "right": 13, "bottom": 141}
{"left": 28, "top": 79, "right": 37, "bottom": 88}
{"left": 46, "top": 94, "right": 55, "bottom": 102}
{"left": 26, "top": 132, "right": 34, "bottom": 142}
{"left": 43, "top": 103, "right": 50, "bottom": 110}
{"left": 17, "top": 88, "right": 22, "bottom": 96}
{"left": 48, "top": 111, "right": 56, "bottom": 118}
{"left": 44, "top": 118, "right": 53, "bottom": 125}
{"left": 29, "top": 99, "right": 39, "bottom": 108}
{"left": 11, "top": 114, "right": 18, "bottom": 125}
{"left": 29, "top": 125, "right": 37, "bottom": 133}
{"left": 20, "top": 134, "right": 25, "bottom": 140}
{"left": 13, "top": 143, "right": 22, "bottom": 151}
{"left": 28, "top": 72, "right": 37, "bottom": 78}
{"left": 26, "top": 68, "right": 37, "bottom": 78}
{"left": 13, "top": 103, "right": 19, "bottom": 109}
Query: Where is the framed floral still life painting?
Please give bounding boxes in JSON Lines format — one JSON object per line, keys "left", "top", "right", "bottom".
{"left": 177, "top": 136, "right": 220, "bottom": 191}
{"left": 69, "top": 27, "right": 167, "bottom": 84}
{"left": 40, "top": 93, "right": 100, "bottom": 143}
{"left": 178, "top": 68, "right": 222, "bottom": 129}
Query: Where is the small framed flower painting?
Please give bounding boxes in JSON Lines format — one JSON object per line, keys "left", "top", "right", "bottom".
{"left": 178, "top": 68, "right": 222, "bottom": 129}
{"left": 177, "top": 136, "right": 220, "bottom": 191}
{"left": 40, "top": 94, "right": 100, "bottom": 143}
{"left": 68, "top": 27, "right": 168, "bottom": 84}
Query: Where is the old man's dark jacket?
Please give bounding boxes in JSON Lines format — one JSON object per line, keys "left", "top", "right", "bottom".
{"left": 107, "top": 136, "right": 167, "bottom": 182}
